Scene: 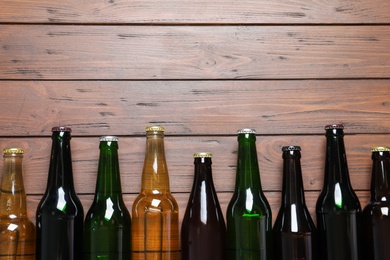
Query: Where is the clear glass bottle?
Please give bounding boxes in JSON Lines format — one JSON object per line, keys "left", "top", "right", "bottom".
{"left": 316, "top": 124, "right": 362, "bottom": 260}
{"left": 273, "top": 146, "right": 317, "bottom": 260}
{"left": 84, "top": 136, "right": 131, "bottom": 259}
{"left": 132, "top": 126, "right": 180, "bottom": 260}
{"left": 362, "top": 146, "right": 390, "bottom": 260}
{"left": 181, "top": 152, "right": 226, "bottom": 260}
{"left": 0, "top": 148, "right": 35, "bottom": 259}
{"left": 36, "top": 126, "right": 84, "bottom": 260}
{"left": 226, "top": 128, "right": 272, "bottom": 260}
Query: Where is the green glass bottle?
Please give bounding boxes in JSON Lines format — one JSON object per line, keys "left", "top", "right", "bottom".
{"left": 84, "top": 136, "right": 131, "bottom": 259}
{"left": 226, "top": 128, "right": 272, "bottom": 260}
{"left": 316, "top": 124, "right": 362, "bottom": 260}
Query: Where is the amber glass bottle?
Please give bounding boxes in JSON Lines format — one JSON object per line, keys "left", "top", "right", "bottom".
{"left": 132, "top": 126, "right": 180, "bottom": 260}
{"left": 0, "top": 148, "right": 35, "bottom": 259}
{"left": 181, "top": 152, "right": 226, "bottom": 260}
{"left": 316, "top": 124, "right": 362, "bottom": 260}
{"left": 362, "top": 147, "right": 390, "bottom": 260}
{"left": 226, "top": 128, "right": 272, "bottom": 260}
{"left": 273, "top": 146, "right": 317, "bottom": 260}
{"left": 84, "top": 136, "right": 131, "bottom": 259}
{"left": 36, "top": 126, "right": 84, "bottom": 260}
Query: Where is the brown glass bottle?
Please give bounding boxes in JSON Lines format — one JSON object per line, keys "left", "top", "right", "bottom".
{"left": 0, "top": 148, "right": 35, "bottom": 259}
{"left": 362, "top": 147, "right": 390, "bottom": 260}
{"left": 273, "top": 146, "right": 317, "bottom": 260}
{"left": 316, "top": 124, "right": 362, "bottom": 260}
{"left": 132, "top": 126, "right": 180, "bottom": 260}
{"left": 181, "top": 152, "right": 226, "bottom": 260}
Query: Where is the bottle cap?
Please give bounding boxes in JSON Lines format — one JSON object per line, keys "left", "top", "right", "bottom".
{"left": 146, "top": 126, "right": 165, "bottom": 132}
{"left": 371, "top": 146, "right": 390, "bottom": 152}
{"left": 193, "top": 152, "right": 213, "bottom": 158}
{"left": 237, "top": 128, "right": 256, "bottom": 134}
{"left": 3, "top": 148, "right": 24, "bottom": 155}
{"left": 325, "top": 124, "right": 344, "bottom": 130}
{"left": 282, "top": 146, "right": 301, "bottom": 151}
{"left": 99, "top": 136, "right": 118, "bottom": 142}
{"left": 51, "top": 126, "right": 72, "bottom": 133}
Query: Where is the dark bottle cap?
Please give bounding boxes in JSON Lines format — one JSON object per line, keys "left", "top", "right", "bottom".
{"left": 282, "top": 146, "right": 301, "bottom": 151}
{"left": 193, "top": 152, "right": 213, "bottom": 158}
{"left": 325, "top": 124, "right": 344, "bottom": 130}
{"left": 100, "top": 136, "right": 119, "bottom": 142}
{"left": 51, "top": 126, "right": 72, "bottom": 133}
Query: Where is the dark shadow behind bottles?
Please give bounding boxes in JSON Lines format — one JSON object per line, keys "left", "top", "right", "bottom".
{"left": 181, "top": 152, "right": 226, "bottom": 260}
{"left": 315, "top": 124, "right": 362, "bottom": 260}
{"left": 84, "top": 136, "right": 131, "bottom": 260}
{"left": 273, "top": 146, "right": 317, "bottom": 260}
{"left": 226, "top": 128, "right": 273, "bottom": 260}
{"left": 36, "top": 127, "right": 84, "bottom": 260}
{"left": 362, "top": 147, "right": 390, "bottom": 260}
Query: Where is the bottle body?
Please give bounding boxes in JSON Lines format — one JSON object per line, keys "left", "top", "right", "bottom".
{"left": 84, "top": 136, "right": 131, "bottom": 260}
{"left": 181, "top": 153, "right": 226, "bottom": 260}
{"left": 0, "top": 148, "right": 35, "bottom": 260}
{"left": 316, "top": 124, "right": 361, "bottom": 260}
{"left": 273, "top": 146, "right": 317, "bottom": 260}
{"left": 226, "top": 129, "right": 272, "bottom": 260}
{"left": 362, "top": 147, "right": 390, "bottom": 260}
{"left": 132, "top": 126, "right": 180, "bottom": 260}
{"left": 36, "top": 127, "right": 84, "bottom": 260}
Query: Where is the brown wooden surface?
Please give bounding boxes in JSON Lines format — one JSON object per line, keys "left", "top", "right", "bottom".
{"left": 1, "top": 26, "right": 390, "bottom": 79}
{"left": 0, "top": 0, "right": 389, "bottom": 24}
{"left": 1, "top": 0, "right": 389, "bottom": 228}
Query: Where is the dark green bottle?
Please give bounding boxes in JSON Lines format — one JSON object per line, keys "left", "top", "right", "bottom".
{"left": 362, "top": 147, "right": 390, "bottom": 260}
{"left": 84, "top": 136, "right": 131, "bottom": 259}
{"left": 273, "top": 146, "right": 317, "bottom": 260}
{"left": 226, "top": 128, "right": 272, "bottom": 260}
{"left": 36, "top": 126, "right": 84, "bottom": 260}
{"left": 316, "top": 124, "right": 362, "bottom": 260}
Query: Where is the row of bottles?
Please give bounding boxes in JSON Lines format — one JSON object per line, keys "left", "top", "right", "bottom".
{"left": 0, "top": 125, "right": 389, "bottom": 259}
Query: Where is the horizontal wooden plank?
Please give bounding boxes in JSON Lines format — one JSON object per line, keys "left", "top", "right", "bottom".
{"left": 24, "top": 191, "right": 371, "bottom": 225}
{"left": 0, "top": 135, "right": 384, "bottom": 195}
{"left": 0, "top": 0, "right": 389, "bottom": 24}
{"left": 0, "top": 81, "right": 389, "bottom": 136}
{"left": 1, "top": 26, "right": 390, "bottom": 80}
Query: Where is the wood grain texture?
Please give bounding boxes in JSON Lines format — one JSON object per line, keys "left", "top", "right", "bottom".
{"left": 0, "top": 134, "right": 384, "bottom": 195}
{"left": 0, "top": 0, "right": 389, "bottom": 24}
{"left": 0, "top": 81, "right": 389, "bottom": 136}
{"left": 1, "top": 26, "right": 390, "bottom": 79}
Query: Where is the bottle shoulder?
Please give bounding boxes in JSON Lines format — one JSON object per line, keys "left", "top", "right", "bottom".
{"left": 273, "top": 206, "right": 316, "bottom": 233}
{"left": 36, "top": 190, "right": 84, "bottom": 216}
{"left": 227, "top": 192, "right": 271, "bottom": 217}
{"left": 132, "top": 192, "right": 179, "bottom": 212}
{"left": 316, "top": 185, "right": 361, "bottom": 212}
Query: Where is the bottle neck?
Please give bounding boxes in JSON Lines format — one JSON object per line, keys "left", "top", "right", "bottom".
{"left": 193, "top": 157, "right": 214, "bottom": 188}
{"left": 94, "top": 141, "right": 123, "bottom": 201}
{"left": 281, "top": 151, "right": 306, "bottom": 206}
{"left": 370, "top": 151, "right": 390, "bottom": 201}
{"left": 323, "top": 128, "right": 352, "bottom": 187}
{"left": 46, "top": 131, "right": 76, "bottom": 193}
{"left": 141, "top": 132, "right": 170, "bottom": 193}
{"left": 234, "top": 133, "right": 261, "bottom": 191}
{"left": 0, "top": 155, "right": 28, "bottom": 217}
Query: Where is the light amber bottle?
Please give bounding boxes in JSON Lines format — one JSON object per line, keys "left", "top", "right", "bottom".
{"left": 132, "top": 126, "right": 180, "bottom": 260}
{"left": 0, "top": 148, "right": 35, "bottom": 259}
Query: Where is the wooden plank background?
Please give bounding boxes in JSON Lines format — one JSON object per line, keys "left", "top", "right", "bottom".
{"left": 0, "top": 0, "right": 389, "bottom": 227}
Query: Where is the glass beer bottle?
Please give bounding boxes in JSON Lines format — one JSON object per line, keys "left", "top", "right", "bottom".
{"left": 316, "top": 124, "right": 361, "bottom": 260}
{"left": 84, "top": 136, "right": 131, "bottom": 259}
{"left": 273, "top": 146, "right": 317, "bottom": 260}
{"left": 226, "top": 128, "right": 272, "bottom": 260}
{"left": 36, "top": 126, "right": 84, "bottom": 260}
{"left": 362, "top": 147, "right": 390, "bottom": 260}
{"left": 181, "top": 152, "right": 226, "bottom": 260}
{"left": 0, "top": 148, "right": 35, "bottom": 259}
{"left": 132, "top": 126, "right": 180, "bottom": 260}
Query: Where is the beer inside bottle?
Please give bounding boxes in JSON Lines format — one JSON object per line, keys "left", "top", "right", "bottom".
{"left": 0, "top": 148, "right": 36, "bottom": 260}
{"left": 132, "top": 126, "right": 180, "bottom": 260}
{"left": 84, "top": 136, "right": 131, "bottom": 259}
{"left": 36, "top": 126, "right": 84, "bottom": 260}
{"left": 226, "top": 128, "right": 272, "bottom": 260}
{"left": 315, "top": 124, "right": 361, "bottom": 260}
